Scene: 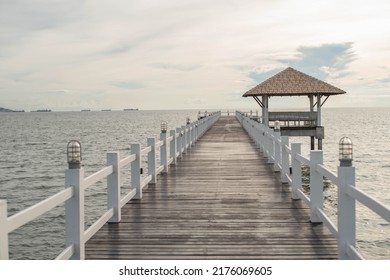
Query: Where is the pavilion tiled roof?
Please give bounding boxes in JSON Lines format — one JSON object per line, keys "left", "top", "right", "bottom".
{"left": 243, "top": 67, "right": 346, "bottom": 97}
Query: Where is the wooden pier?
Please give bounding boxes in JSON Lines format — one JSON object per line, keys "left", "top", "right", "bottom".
{"left": 3, "top": 68, "right": 389, "bottom": 260}
{"left": 85, "top": 116, "right": 337, "bottom": 259}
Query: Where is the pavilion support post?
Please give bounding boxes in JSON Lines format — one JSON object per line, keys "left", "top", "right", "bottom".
{"left": 309, "top": 95, "right": 314, "bottom": 112}
{"left": 318, "top": 139, "right": 323, "bottom": 150}
{"left": 317, "top": 94, "right": 322, "bottom": 126}
{"left": 311, "top": 136, "right": 315, "bottom": 150}
{"left": 317, "top": 94, "right": 322, "bottom": 150}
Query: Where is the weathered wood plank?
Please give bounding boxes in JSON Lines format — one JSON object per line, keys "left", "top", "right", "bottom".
{"left": 85, "top": 116, "right": 337, "bottom": 259}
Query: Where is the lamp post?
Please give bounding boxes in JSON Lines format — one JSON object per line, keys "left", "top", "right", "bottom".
{"left": 65, "top": 139, "right": 84, "bottom": 259}
{"left": 274, "top": 120, "right": 280, "bottom": 132}
{"left": 161, "top": 121, "right": 167, "bottom": 134}
{"left": 337, "top": 136, "right": 356, "bottom": 259}
{"left": 67, "top": 140, "right": 81, "bottom": 169}
{"left": 273, "top": 120, "right": 281, "bottom": 172}
{"left": 339, "top": 137, "right": 353, "bottom": 167}
{"left": 160, "top": 121, "right": 168, "bottom": 173}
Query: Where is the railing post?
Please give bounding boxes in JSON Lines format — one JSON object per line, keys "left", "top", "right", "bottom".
{"left": 160, "top": 133, "right": 168, "bottom": 173}
{"left": 281, "top": 136, "right": 289, "bottom": 183}
{"left": 0, "top": 200, "right": 9, "bottom": 260}
{"left": 131, "top": 144, "right": 142, "bottom": 199}
{"left": 265, "top": 130, "right": 270, "bottom": 159}
{"left": 193, "top": 122, "right": 196, "bottom": 143}
{"left": 65, "top": 167, "right": 85, "bottom": 260}
{"left": 198, "top": 121, "right": 201, "bottom": 140}
{"left": 337, "top": 164, "right": 356, "bottom": 259}
{"left": 253, "top": 124, "right": 259, "bottom": 148}
{"left": 260, "top": 128, "right": 266, "bottom": 153}
{"left": 197, "top": 120, "right": 201, "bottom": 137}
{"left": 268, "top": 130, "right": 275, "bottom": 164}
{"left": 176, "top": 128, "right": 182, "bottom": 158}
{"left": 147, "top": 137, "right": 156, "bottom": 184}
{"left": 274, "top": 130, "right": 281, "bottom": 172}
{"left": 187, "top": 124, "right": 191, "bottom": 150}
{"left": 249, "top": 121, "right": 253, "bottom": 138}
{"left": 191, "top": 123, "right": 195, "bottom": 145}
{"left": 291, "top": 144, "right": 302, "bottom": 200}
{"left": 253, "top": 122, "right": 261, "bottom": 146}
{"left": 107, "top": 152, "right": 121, "bottom": 223}
{"left": 186, "top": 125, "right": 191, "bottom": 149}
{"left": 181, "top": 125, "right": 186, "bottom": 153}
{"left": 309, "top": 150, "right": 324, "bottom": 223}
{"left": 170, "top": 129, "right": 177, "bottom": 165}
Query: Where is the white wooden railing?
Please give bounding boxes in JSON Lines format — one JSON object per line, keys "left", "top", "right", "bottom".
{"left": 0, "top": 112, "right": 221, "bottom": 260}
{"left": 236, "top": 111, "right": 390, "bottom": 260}
{"left": 200, "top": 110, "right": 260, "bottom": 117}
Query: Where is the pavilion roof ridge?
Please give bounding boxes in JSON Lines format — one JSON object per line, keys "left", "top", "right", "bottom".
{"left": 243, "top": 67, "right": 346, "bottom": 97}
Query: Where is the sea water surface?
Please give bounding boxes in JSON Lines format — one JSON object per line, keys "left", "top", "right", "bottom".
{"left": 0, "top": 108, "right": 389, "bottom": 259}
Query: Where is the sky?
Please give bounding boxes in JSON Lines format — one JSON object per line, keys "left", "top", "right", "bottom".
{"left": 0, "top": 0, "right": 390, "bottom": 111}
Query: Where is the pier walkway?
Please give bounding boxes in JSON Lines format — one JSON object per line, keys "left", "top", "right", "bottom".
{"left": 85, "top": 117, "right": 337, "bottom": 259}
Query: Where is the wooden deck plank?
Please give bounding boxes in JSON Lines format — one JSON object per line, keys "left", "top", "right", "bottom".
{"left": 85, "top": 116, "right": 337, "bottom": 259}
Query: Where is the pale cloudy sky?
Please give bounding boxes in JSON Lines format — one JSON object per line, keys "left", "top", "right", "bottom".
{"left": 1, "top": 0, "right": 390, "bottom": 111}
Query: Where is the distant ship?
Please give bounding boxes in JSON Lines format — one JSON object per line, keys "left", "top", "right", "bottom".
{"left": 124, "top": 108, "right": 139, "bottom": 111}
{"left": 32, "top": 109, "right": 51, "bottom": 112}
{"left": 81, "top": 109, "right": 91, "bottom": 112}
{"left": 101, "top": 109, "right": 111, "bottom": 111}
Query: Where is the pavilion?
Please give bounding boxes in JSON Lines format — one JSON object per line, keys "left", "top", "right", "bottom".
{"left": 243, "top": 67, "right": 346, "bottom": 149}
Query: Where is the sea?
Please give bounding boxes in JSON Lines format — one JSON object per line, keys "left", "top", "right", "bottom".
{"left": 0, "top": 108, "right": 389, "bottom": 260}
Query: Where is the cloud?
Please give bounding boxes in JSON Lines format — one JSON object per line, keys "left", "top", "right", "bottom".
{"left": 150, "top": 63, "right": 201, "bottom": 72}
{"left": 184, "top": 98, "right": 207, "bottom": 105}
{"left": 0, "top": 0, "right": 84, "bottom": 45}
{"left": 110, "top": 81, "right": 145, "bottom": 90}
{"left": 1, "top": 1, "right": 389, "bottom": 110}
{"left": 104, "top": 44, "right": 137, "bottom": 55}
{"left": 248, "top": 68, "right": 284, "bottom": 84}
{"left": 378, "top": 78, "right": 390, "bottom": 83}
{"left": 102, "top": 30, "right": 164, "bottom": 56}
{"left": 277, "top": 42, "right": 356, "bottom": 80}
{"left": 247, "top": 43, "right": 356, "bottom": 86}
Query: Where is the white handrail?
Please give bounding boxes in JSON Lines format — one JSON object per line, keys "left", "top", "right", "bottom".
{"left": 345, "top": 184, "right": 390, "bottom": 223}
{"left": 155, "top": 140, "right": 164, "bottom": 148}
{"left": 120, "top": 189, "right": 137, "bottom": 208}
{"left": 141, "top": 146, "right": 152, "bottom": 155}
{"left": 7, "top": 188, "right": 74, "bottom": 233}
{"left": 316, "top": 208, "right": 338, "bottom": 237}
{"left": 237, "top": 111, "right": 390, "bottom": 260}
{"left": 84, "top": 208, "right": 114, "bottom": 242}
{"left": 316, "top": 164, "right": 338, "bottom": 185}
{"left": 55, "top": 245, "right": 74, "bottom": 260}
{"left": 297, "top": 189, "right": 311, "bottom": 206}
{"left": 156, "top": 165, "right": 164, "bottom": 175}
{"left": 295, "top": 153, "right": 310, "bottom": 166}
{"left": 141, "top": 175, "right": 153, "bottom": 189}
{"left": 0, "top": 111, "right": 221, "bottom": 260}
{"left": 83, "top": 166, "right": 113, "bottom": 190}
{"left": 119, "top": 154, "right": 136, "bottom": 168}
{"left": 346, "top": 243, "right": 364, "bottom": 260}
{"left": 285, "top": 174, "right": 293, "bottom": 185}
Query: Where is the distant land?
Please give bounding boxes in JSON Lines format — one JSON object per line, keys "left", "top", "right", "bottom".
{"left": 0, "top": 107, "right": 25, "bottom": 112}
{"left": 0, "top": 107, "right": 141, "bottom": 112}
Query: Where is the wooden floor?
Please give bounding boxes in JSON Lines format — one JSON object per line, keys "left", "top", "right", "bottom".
{"left": 85, "top": 116, "right": 337, "bottom": 259}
